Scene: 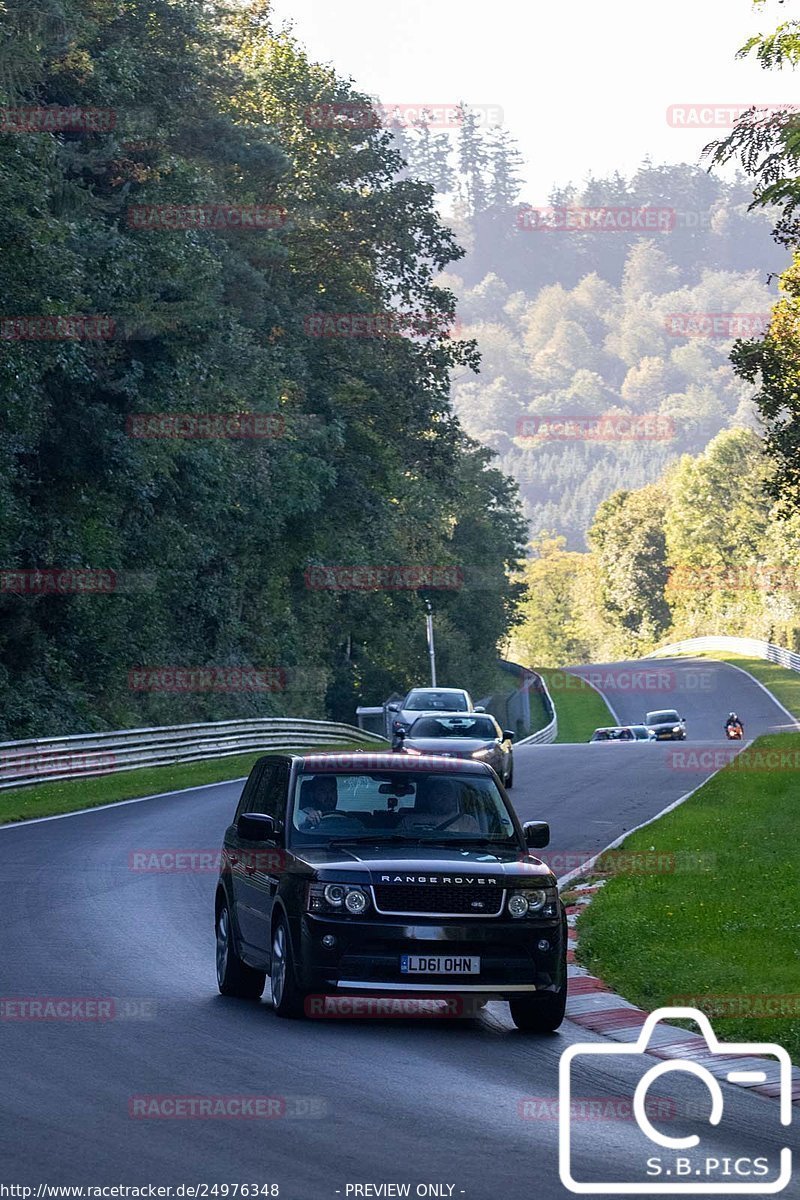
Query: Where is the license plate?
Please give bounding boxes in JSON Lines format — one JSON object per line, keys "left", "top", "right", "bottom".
{"left": 400, "top": 954, "right": 480, "bottom": 975}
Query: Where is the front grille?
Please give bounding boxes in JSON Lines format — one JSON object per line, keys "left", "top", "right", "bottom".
{"left": 371, "top": 884, "right": 505, "bottom": 917}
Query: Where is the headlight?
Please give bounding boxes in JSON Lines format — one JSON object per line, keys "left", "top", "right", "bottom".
{"left": 471, "top": 748, "right": 491, "bottom": 759}
{"left": 344, "top": 888, "right": 368, "bottom": 914}
{"left": 403, "top": 746, "right": 422, "bottom": 756}
{"left": 507, "top": 887, "right": 558, "bottom": 918}
{"left": 672, "top": 726, "right": 682, "bottom": 733}
{"left": 323, "top": 884, "right": 345, "bottom": 907}
{"left": 307, "top": 883, "right": 371, "bottom": 915}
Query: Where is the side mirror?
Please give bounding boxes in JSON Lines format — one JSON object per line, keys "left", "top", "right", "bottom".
{"left": 522, "top": 820, "right": 550, "bottom": 849}
{"left": 503, "top": 729, "right": 515, "bottom": 743}
{"left": 238, "top": 812, "right": 277, "bottom": 841}
{"left": 474, "top": 705, "right": 486, "bottom": 713}
{"left": 386, "top": 701, "right": 401, "bottom": 712}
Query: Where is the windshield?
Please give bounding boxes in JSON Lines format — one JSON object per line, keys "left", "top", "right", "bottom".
{"left": 405, "top": 690, "right": 468, "bottom": 711}
{"left": 408, "top": 716, "right": 496, "bottom": 739}
{"left": 646, "top": 710, "right": 679, "bottom": 724}
{"left": 288, "top": 771, "right": 516, "bottom": 847}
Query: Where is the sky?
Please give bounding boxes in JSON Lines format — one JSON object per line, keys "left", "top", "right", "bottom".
{"left": 268, "top": 0, "right": 798, "bottom": 202}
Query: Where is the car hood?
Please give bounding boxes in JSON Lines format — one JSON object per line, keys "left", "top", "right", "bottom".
{"left": 294, "top": 844, "right": 552, "bottom": 881}
{"left": 402, "top": 737, "right": 495, "bottom": 755}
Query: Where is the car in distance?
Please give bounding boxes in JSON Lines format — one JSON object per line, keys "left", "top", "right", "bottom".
{"left": 387, "top": 687, "right": 484, "bottom": 744}
{"left": 590, "top": 725, "right": 656, "bottom": 742}
{"left": 215, "top": 752, "right": 567, "bottom": 1032}
{"left": 644, "top": 709, "right": 687, "bottom": 741}
{"left": 396, "top": 714, "right": 515, "bottom": 787}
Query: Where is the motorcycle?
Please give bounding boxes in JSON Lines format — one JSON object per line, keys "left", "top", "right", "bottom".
{"left": 725, "top": 722, "right": 744, "bottom": 740}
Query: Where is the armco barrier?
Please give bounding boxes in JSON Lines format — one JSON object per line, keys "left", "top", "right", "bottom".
{"left": 510, "top": 666, "right": 558, "bottom": 745}
{"left": 645, "top": 635, "right": 800, "bottom": 673}
{"left": 0, "top": 718, "right": 388, "bottom": 791}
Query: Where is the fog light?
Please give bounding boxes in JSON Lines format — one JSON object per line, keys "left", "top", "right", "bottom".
{"left": 322, "top": 934, "right": 336, "bottom": 948}
{"left": 538, "top": 939, "right": 550, "bottom": 952}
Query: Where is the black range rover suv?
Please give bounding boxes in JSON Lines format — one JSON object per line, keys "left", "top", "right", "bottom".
{"left": 214, "top": 752, "right": 567, "bottom": 1031}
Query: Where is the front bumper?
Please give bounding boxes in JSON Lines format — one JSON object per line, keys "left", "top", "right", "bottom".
{"left": 298, "top": 913, "right": 566, "bottom": 999}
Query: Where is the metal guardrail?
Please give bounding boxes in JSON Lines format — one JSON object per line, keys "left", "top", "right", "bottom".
{"left": 0, "top": 717, "right": 388, "bottom": 791}
{"left": 645, "top": 635, "right": 800, "bottom": 672}
{"left": 511, "top": 667, "right": 558, "bottom": 745}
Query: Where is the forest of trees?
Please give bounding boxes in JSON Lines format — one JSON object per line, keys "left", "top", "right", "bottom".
{"left": 0, "top": 0, "right": 527, "bottom": 738}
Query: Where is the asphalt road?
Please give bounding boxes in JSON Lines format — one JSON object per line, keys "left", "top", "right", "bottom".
{"left": 0, "top": 658, "right": 793, "bottom": 1198}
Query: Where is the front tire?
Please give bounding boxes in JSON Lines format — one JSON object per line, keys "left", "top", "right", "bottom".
{"left": 509, "top": 984, "right": 567, "bottom": 1033}
{"left": 216, "top": 899, "right": 266, "bottom": 999}
{"left": 270, "top": 916, "right": 308, "bottom": 1019}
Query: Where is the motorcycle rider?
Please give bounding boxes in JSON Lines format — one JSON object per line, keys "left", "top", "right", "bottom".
{"left": 725, "top": 712, "right": 744, "bottom": 737}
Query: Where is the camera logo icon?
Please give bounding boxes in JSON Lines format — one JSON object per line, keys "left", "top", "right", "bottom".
{"left": 559, "top": 1007, "right": 792, "bottom": 1194}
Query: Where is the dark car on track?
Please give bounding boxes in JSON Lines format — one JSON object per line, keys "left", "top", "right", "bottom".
{"left": 644, "top": 709, "right": 687, "bottom": 740}
{"left": 215, "top": 752, "right": 567, "bottom": 1032}
{"left": 396, "top": 714, "right": 515, "bottom": 787}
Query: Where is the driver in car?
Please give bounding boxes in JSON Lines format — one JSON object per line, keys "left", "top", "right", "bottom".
{"left": 398, "top": 778, "right": 479, "bottom": 834}
{"left": 298, "top": 775, "right": 338, "bottom": 829}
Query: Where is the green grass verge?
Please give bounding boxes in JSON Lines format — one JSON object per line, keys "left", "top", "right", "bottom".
{"left": 0, "top": 741, "right": 379, "bottom": 826}
{"left": 576, "top": 731, "right": 800, "bottom": 1062}
{"left": 537, "top": 668, "right": 616, "bottom": 743}
{"left": 685, "top": 651, "right": 800, "bottom": 720}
